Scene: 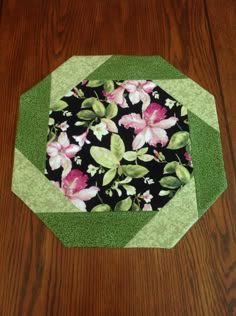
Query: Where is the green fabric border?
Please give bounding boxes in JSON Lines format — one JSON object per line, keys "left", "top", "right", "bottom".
{"left": 156, "top": 79, "right": 219, "bottom": 131}
{"left": 125, "top": 178, "right": 198, "bottom": 248}
{"left": 188, "top": 111, "right": 227, "bottom": 217}
{"left": 50, "top": 55, "right": 112, "bottom": 105}
{"left": 15, "top": 75, "right": 51, "bottom": 173}
{"left": 87, "top": 55, "right": 187, "bottom": 80}
{"left": 12, "top": 149, "right": 80, "bottom": 213}
{"left": 37, "top": 212, "right": 155, "bottom": 248}
{"left": 12, "top": 149, "right": 155, "bottom": 247}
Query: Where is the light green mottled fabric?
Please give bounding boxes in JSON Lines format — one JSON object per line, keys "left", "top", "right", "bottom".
{"left": 15, "top": 75, "right": 51, "bottom": 173}
{"left": 125, "top": 178, "right": 198, "bottom": 248}
{"left": 50, "top": 55, "right": 112, "bottom": 105}
{"left": 188, "top": 111, "right": 227, "bottom": 217}
{"left": 155, "top": 79, "right": 219, "bottom": 131}
{"left": 12, "top": 149, "right": 78, "bottom": 213}
{"left": 87, "top": 55, "right": 187, "bottom": 80}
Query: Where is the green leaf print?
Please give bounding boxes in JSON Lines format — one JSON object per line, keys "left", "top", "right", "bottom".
{"left": 123, "top": 151, "right": 137, "bottom": 161}
{"left": 110, "top": 134, "right": 125, "bottom": 161}
{"left": 77, "top": 110, "right": 97, "bottom": 120}
{"left": 104, "top": 80, "right": 114, "bottom": 93}
{"left": 105, "top": 103, "right": 118, "bottom": 119}
{"left": 159, "top": 176, "right": 182, "bottom": 189}
{"left": 50, "top": 100, "right": 68, "bottom": 111}
{"left": 122, "top": 165, "right": 149, "bottom": 178}
{"left": 163, "top": 161, "right": 179, "bottom": 174}
{"left": 92, "top": 100, "right": 106, "bottom": 117}
{"left": 114, "top": 197, "right": 132, "bottom": 211}
{"left": 103, "top": 168, "right": 117, "bottom": 186}
{"left": 87, "top": 80, "right": 104, "bottom": 87}
{"left": 138, "top": 154, "right": 153, "bottom": 162}
{"left": 176, "top": 165, "right": 191, "bottom": 183}
{"left": 81, "top": 97, "right": 97, "bottom": 109}
{"left": 91, "top": 204, "right": 111, "bottom": 212}
{"left": 90, "top": 147, "right": 119, "bottom": 168}
{"left": 167, "top": 131, "right": 190, "bottom": 149}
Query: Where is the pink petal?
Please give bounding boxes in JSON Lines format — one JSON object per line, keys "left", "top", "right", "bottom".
{"left": 64, "top": 144, "right": 81, "bottom": 158}
{"left": 58, "top": 121, "right": 69, "bottom": 131}
{"left": 149, "top": 127, "right": 169, "bottom": 147}
{"left": 140, "top": 91, "right": 151, "bottom": 111}
{"left": 114, "top": 88, "right": 126, "bottom": 105}
{"left": 143, "top": 203, "right": 152, "bottom": 211}
{"left": 120, "top": 98, "right": 128, "bottom": 108}
{"left": 58, "top": 132, "right": 70, "bottom": 148}
{"left": 63, "top": 169, "right": 88, "bottom": 192}
{"left": 184, "top": 152, "right": 192, "bottom": 161}
{"left": 122, "top": 81, "right": 138, "bottom": 92}
{"left": 142, "top": 190, "right": 153, "bottom": 203}
{"left": 143, "top": 103, "right": 167, "bottom": 123}
{"left": 61, "top": 156, "right": 72, "bottom": 177}
{"left": 153, "top": 117, "right": 178, "bottom": 129}
{"left": 69, "top": 197, "right": 87, "bottom": 211}
{"left": 76, "top": 186, "right": 100, "bottom": 201}
{"left": 101, "top": 118, "right": 118, "bottom": 133}
{"left": 47, "top": 142, "right": 61, "bottom": 157}
{"left": 129, "top": 91, "right": 141, "bottom": 104}
{"left": 143, "top": 127, "right": 153, "bottom": 143}
{"left": 72, "top": 130, "right": 89, "bottom": 147}
{"left": 105, "top": 86, "right": 126, "bottom": 107}
{"left": 142, "top": 81, "right": 156, "bottom": 93}
{"left": 132, "top": 127, "right": 152, "bottom": 149}
{"left": 119, "top": 113, "right": 146, "bottom": 133}
{"left": 132, "top": 130, "right": 147, "bottom": 150}
{"left": 49, "top": 155, "right": 61, "bottom": 170}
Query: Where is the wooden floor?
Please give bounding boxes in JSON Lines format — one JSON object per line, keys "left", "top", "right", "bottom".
{"left": 0, "top": 1, "right": 235, "bottom": 315}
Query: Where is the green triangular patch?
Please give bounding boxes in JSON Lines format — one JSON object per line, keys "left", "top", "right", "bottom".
{"left": 87, "top": 55, "right": 186, "bottom": 80}
{"left": 188, "top": 111, "right": 227, "bottom": 217}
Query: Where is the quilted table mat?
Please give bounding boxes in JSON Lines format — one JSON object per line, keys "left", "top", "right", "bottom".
{"left": 12, "top": 55, "right": 227, "bottom": 248}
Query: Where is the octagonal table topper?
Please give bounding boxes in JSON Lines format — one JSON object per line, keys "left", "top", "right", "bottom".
{"left": 12, "top": 56, "right": 227, "bottom": 248}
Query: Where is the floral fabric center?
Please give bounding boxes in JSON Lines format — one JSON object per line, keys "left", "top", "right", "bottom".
{"left": 45, "top": 80, "right": 193, "bottom": 212}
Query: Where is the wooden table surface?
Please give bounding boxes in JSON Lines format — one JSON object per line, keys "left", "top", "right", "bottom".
{"left": 0, "top": 1, "right": 235, "bottom": 315}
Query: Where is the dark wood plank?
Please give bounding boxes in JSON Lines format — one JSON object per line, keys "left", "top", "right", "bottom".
{"left": 0, "top": 0, "right": 235, "bottom": 315}
{"left": 205, "top": 0, "right": 236, "bottom": 169}
{"left": 204, "top": 1, "right": 236, "bottom": 314}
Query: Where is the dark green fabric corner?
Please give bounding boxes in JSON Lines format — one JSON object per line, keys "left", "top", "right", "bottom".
{"left": 188, "top": 111, "right": 227, "bottom": 217}
{"left": 87, "top": 56, "right": 187, "bottom": 80}
{"left": 15, "top": 75, "right": 51, "bottom": 173}
{"left": 37, "top": 212, "right": 155, "bottom": 247}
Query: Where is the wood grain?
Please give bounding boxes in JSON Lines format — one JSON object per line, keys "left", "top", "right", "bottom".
{"left": 0, "top": 0, "right": 235, "bottom": 315}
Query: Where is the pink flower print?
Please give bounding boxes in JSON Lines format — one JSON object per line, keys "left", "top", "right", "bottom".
{"left": 57, "top": 121, "right": 69, "bottom": 131}
{"left": 103, "top": 86, "right": 128, "bottom": 108}
{"left": 141, "top": 190, "right": 153, "bottom": 203}
{"left": 58, "top": 169, "right": 100, "bottom": 211}
{"left": 184, "top": 152, "right": 192, "bottom": 161}
{"left": 103, "top": 80, "right": 156, "bottom": 110}
{"left": 47, "top": 132, "right": 80, "bottom": 171}
{"left": 143, "top": 203, "right": 152, "bottom": 211}
{"left": 119, "top": 103, "right": 178, "bottom": 150}
{"left": 73, "top": 129, "right": 90, "bottom": 147}
{"left": 101, "top": 118, "right": 118, "bottom": 133}
{"left": 122, "top": 80, "right": 156, "bottom": 110}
